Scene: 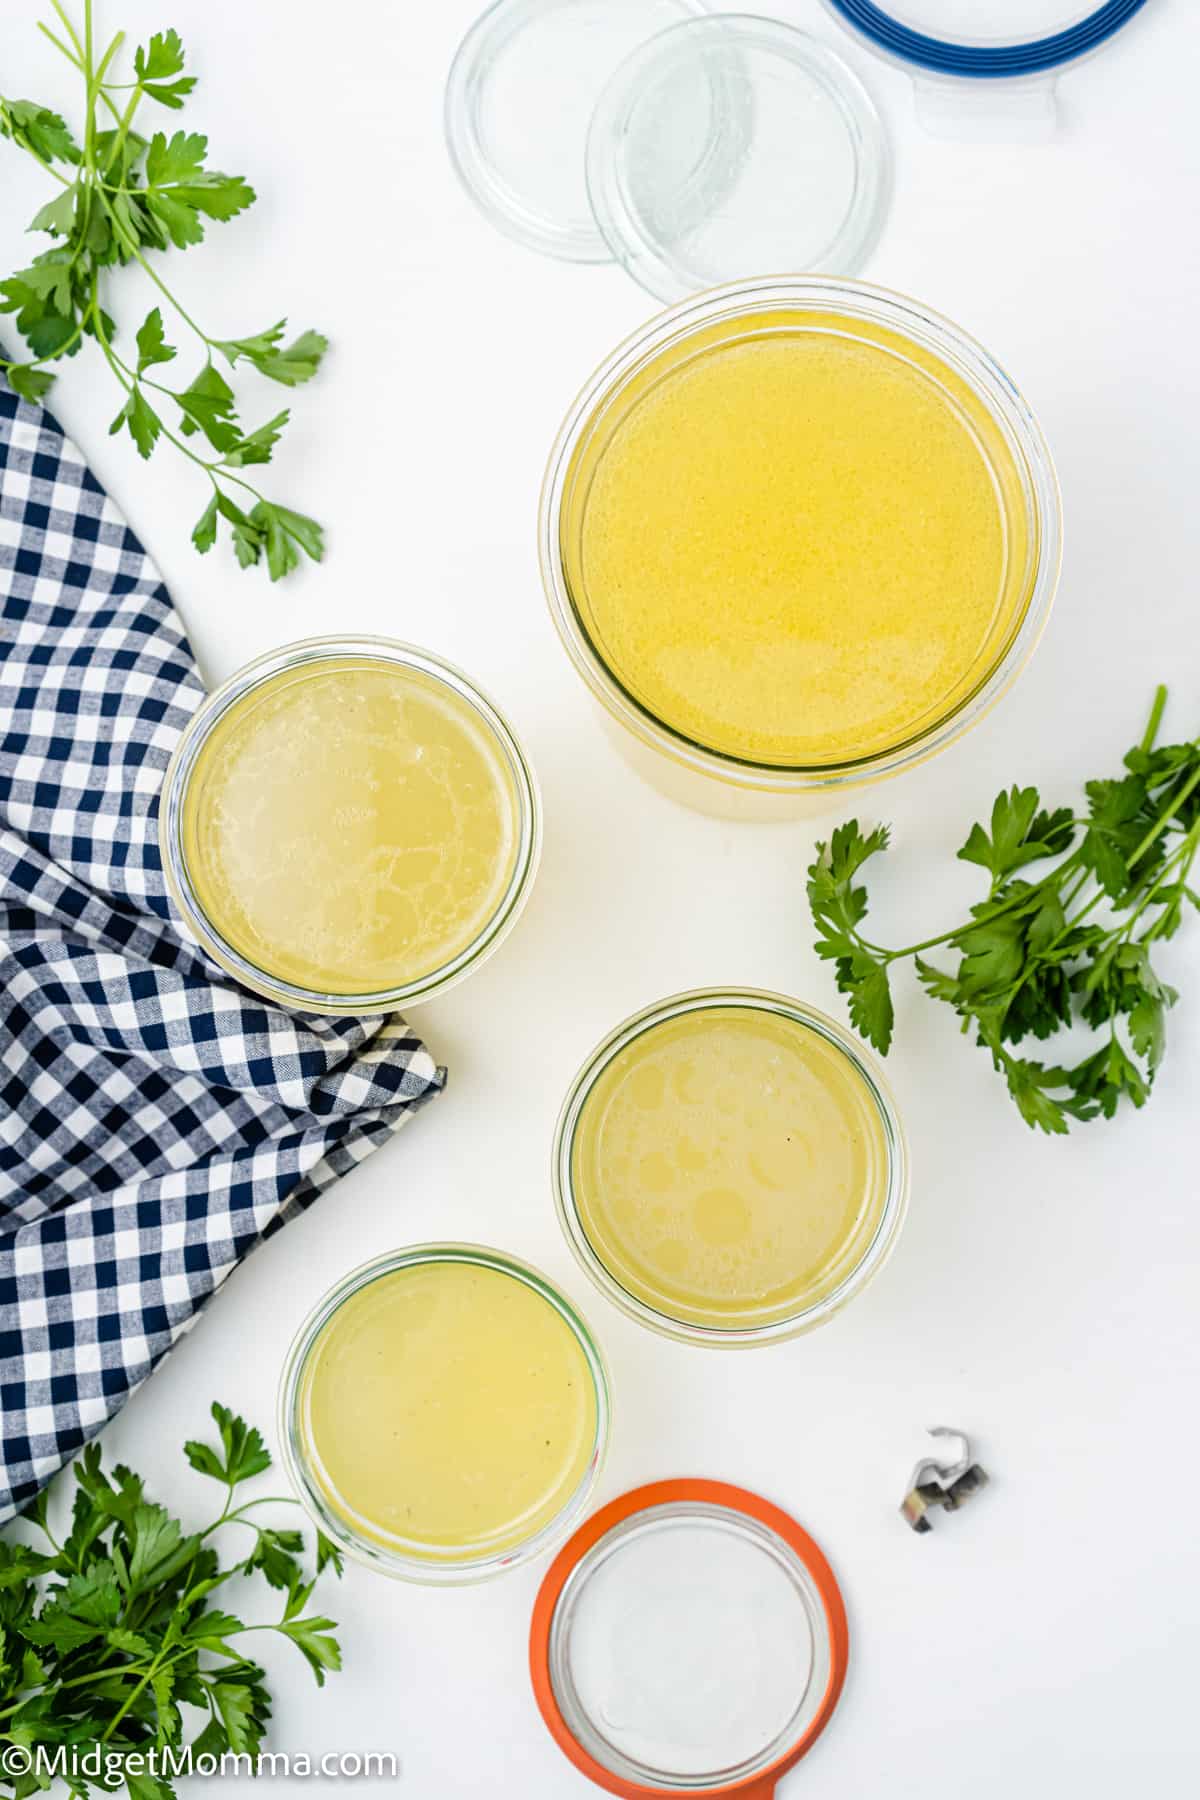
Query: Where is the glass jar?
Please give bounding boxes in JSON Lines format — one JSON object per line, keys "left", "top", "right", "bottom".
{"left": 552, "top": 988, "right": 909, "bottom": 1346}
{"left": 159, "top": 636, "right": 541, "bottom": 1012}
{"left": 540, "top": 275, "right": 1062, "bottom": 819}
{"left": 278, "top": 1244, "right": 611, "bottom": 1584}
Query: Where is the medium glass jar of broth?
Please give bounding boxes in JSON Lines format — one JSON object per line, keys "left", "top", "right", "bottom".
{"left": 553, "top": 989, "right": 908, "bottom": 1345}
{"left": 279, "top": 1245, "right": 611, "bottom": 1583}
{"left": 159, "top": 637, "right": 540, "bottom": 1011}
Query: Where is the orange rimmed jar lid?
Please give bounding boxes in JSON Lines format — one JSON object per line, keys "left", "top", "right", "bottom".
{"left": 530, "top": 1479, "right": 850, "bottom": 1797}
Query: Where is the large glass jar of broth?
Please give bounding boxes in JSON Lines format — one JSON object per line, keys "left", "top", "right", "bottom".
{"left": 541, "top": 276, "right": 1061, "bottom": 819}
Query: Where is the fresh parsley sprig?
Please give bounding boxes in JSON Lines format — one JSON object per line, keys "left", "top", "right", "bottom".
{"left": 0, "top": 1403, "right": 342, "bottom": 1800}
{"left": 807, "top": 686, "right": 1200, "bottom": 1134}
{"left": 0, "top": 3, "right": 327, "bottom": 578}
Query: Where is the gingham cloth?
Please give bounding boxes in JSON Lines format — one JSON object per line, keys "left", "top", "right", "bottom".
{"left": 0, "top": 376, "right": 445, "bottom": 1520}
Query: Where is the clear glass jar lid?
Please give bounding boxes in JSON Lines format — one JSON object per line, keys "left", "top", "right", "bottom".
{"left": 445, "top": 0, "right": 711, "bottom": 262}
{"left": 588, "top": 16, "right": 890, "bottom": 303}
{"left": 446, "top": 3, "right": 890, "bottom": 298}
{"left": 531, "top": 1480, "right": 850, "bottom": 1795}
{"left": 825, "top": 0, "right": 1150, "bottom": 76}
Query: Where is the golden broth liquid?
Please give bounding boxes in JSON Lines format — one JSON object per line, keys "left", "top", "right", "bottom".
{"left": 561, "top": 310, "right": 1032, "bottom": 767}
{"left": 181, "top": 657, "right": 519, "bottom": 995}
{"left": 300, "top": 1262, "right": 598, "bottom": 1559}
{"left": 570, "top": 1007, "right": 890, "bottom": 1331}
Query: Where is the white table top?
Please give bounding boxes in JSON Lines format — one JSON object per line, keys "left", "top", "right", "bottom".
{"left": 4, "top": 1, "right": 1199, "bottom": 1794}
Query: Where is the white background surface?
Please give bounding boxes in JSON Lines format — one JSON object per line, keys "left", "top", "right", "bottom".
{"left": 3, "top": 1, "right": 1200, "bottom": 1795}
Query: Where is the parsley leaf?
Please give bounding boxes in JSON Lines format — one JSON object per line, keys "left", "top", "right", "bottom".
{"left": 143, "top": 131, "right": 255, "bottom": 244}
{"left": 997, "top": 1054, "right": 1075, "bottom": 1136}
{"left": 29, "top": 188, "right": 78, "bottom": 238}
{"left": 210, "top": 1678, "right": 268, "bottom": 1756}
{"left": 191, "top": 493, "right": 219, "bottom": 554}
{"left": 250, "top": 500, "right": 324, "bottom": 581}
{"left": 174, "top": 363, "right": 239, "bottom": 449}
{"left": 24, "top": 1564, "right": 121, "bottom": 1651}
{"left": 278, "top": 1580, "right": 343, "bottom": 1687}
{"left": 807, "top": 824, "right": 894, "bottom": 1052}
{"left": 184, "top": 1402, "right": 271, "bottom": 1489}
{"left": 1079, "top": 775, "right": 1149, "bottom": 899}
{"left": 125, "top": 1504, "right": 199, "bottom": 1594}
{"left": 5, "top": 362, "right": 55, "bottom": 403}
{"left": 223, "top": 410, "right": 290, "bottom": 468}
{"left": 958, "top": 786, "right": 1076, "bottom": 885}
{"left": 0, "top": 98, "right": 80, "bottom": 164}
{"left": 133, "top": 30, "right": 198, "bottom": 110}
{"left": 315, "top": 1533, "right": 344, "bottom": 1579}
{"left": 135, "top": 307, "right": 176, "bottom": 372}
{"left": 109, "top": 385, "right": 162, "bottom": 458}
{"left": 242, "top": 1527, "right": 305, "bottom": 1592}
{"left": 846, "top": 959, "right": 894, "bottom": 1057}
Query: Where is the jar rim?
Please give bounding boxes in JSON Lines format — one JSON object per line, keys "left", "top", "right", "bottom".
{"left": 552, "top": 987, "right": 910, "bottom": 1346}
{"left": 539, "top": 274, "right": 1063, "bottom": 793}
{"left": 277, "top": 1243, "right": 612, "bottom": 1584}
{"left": 824, "top": 0, "right": 1149, "bottom": 80}
{"left": 158, "top": 635, "right": 542, "bottom": 1013}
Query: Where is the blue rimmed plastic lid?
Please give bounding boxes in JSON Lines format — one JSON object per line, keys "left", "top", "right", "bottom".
{"left": 825, "top": 0, "right": 1149, "bottom": 77}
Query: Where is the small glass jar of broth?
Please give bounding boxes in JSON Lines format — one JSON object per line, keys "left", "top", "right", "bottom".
{"left": 541, "top": 275, "right": 1062, "bottom": 820}
{"left": 279, "top": 1245, "right": 611, "bottom": 1583}
{"left": 160, "top": 637, "right": 540, "bottom": 1011}
{"left": 553, "top": 989, "right": 909, "bottom": 1346}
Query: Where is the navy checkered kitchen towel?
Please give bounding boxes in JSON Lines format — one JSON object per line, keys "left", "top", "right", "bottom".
{"left": 0, "top": 377, "right": 446, "bottom": 1520}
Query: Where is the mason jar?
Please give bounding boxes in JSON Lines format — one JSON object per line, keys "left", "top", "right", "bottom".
{"left": 279, "top": 1244, "right": 611, "bottom": 1583}
{"left": 553, "top": 988, "right": 909, "bottom": 1345}
{"left": 159, "top": 636, "right": 541, "bottom": 1011}
{"left": 540, "top": 276, "right": 1061, "bottom": 820}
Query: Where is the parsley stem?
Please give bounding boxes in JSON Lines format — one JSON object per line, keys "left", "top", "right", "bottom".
{"left": 101, "top": 82, "right": 142, "bottom": 175}
{"left": 0, "top": 1626, "right": 190, "bottom": 1720}
{"left": 1127, "top": 754, "right": 1200, "bottom": 869}
{"left": 98, "top": 192, "right": 216, "bottom": 350}
{"left": 97, "top": 1619, "right": 236, "bottom": 1746}
{"left": 1140, "top": 684, "right": 1168, "bottom": 754}
{"left": 1123, "top": 826, "right": 1200, "bottom": 936}
{"left": 225, "top": 1496, "right": 300, "bottom": 1517}
{"left": 94, "top": 32, "right": 125, "bottom": 89}
{"left": 77, "top": 4, "right": 99, "bottom": 253}
{"left": 859, "top": 858, "right": 1085, "bottom": 964}
{"left": 99, "top": 1658, "right": 162, "bottom": 1743}
{"left": 49, "top": 0, "right": 86, "bottom": 62}
{"left": 92, "top": 310, "right": 267, "bottom": 506}
{"left": 0, "top": 324, "right": 85, "bottom": 370}
{"left": 82, "top": 3, "right": 94, "bottom": 154}
{"left": 37, "top": 20, "right": 85, "bottom": 71}
{"left": 37, "top": 12, "right": 126, "bottom": 129}
{"left": 198, "top": 1493, "right": 299, "bottom": 1541}
{"left": 1059, "top": 865, "right": 1091, "bottom": 911}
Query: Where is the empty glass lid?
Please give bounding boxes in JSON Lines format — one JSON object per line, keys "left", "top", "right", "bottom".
{"left": 588, "top": 17, "right": 889, "bottom": 303}
{"left": 445, "top": 0, "right": 712, "bottom": 262}
{"left": 530, "top": 1480, "right": 849, "bottom": 1796}
{"left": 446, "top": 2, "right": 891, "bottom": 298}
{"left": 824, "top": 1, "right": 1150, "bottom": 75}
